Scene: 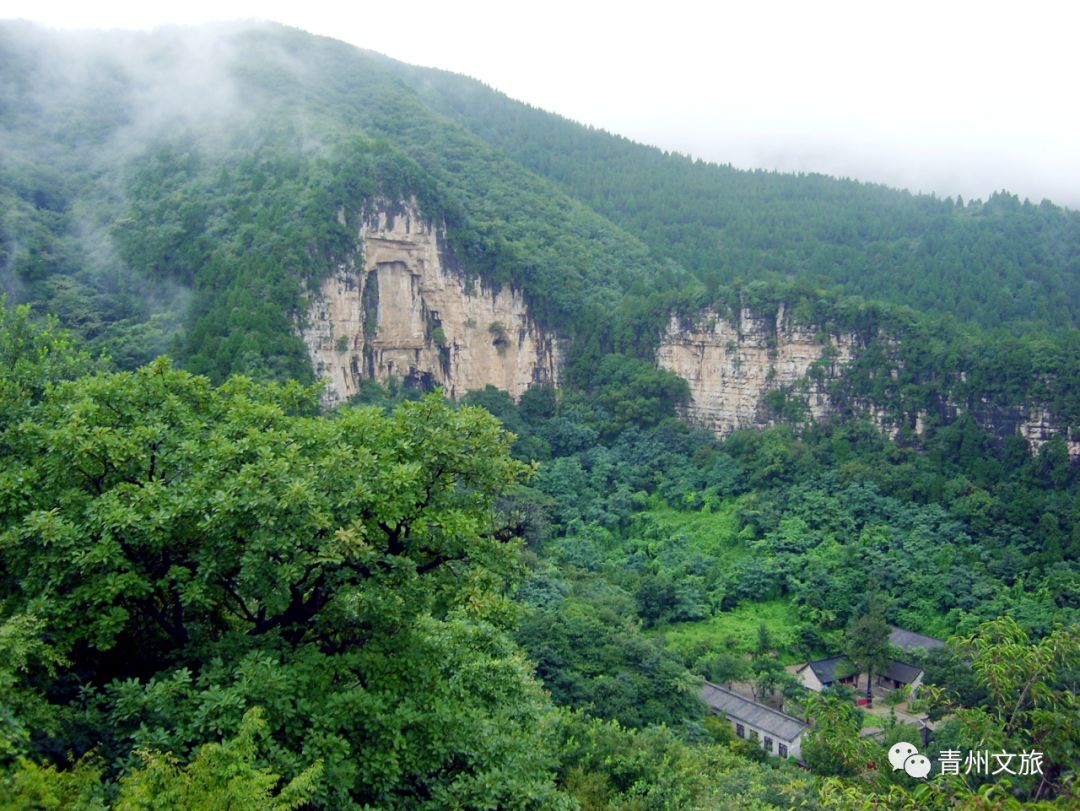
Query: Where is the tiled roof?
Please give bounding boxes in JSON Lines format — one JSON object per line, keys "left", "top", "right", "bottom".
{"left": 800, "top": 655, "right": 921, "bottom": 685}
{"left": 701, "top": 682, "right": 809, "bottom": 742}
{"left": 801, "top": 655, "right": 855, "bottom": 685}
{"left": 889, "top": 626, "right": 945, "bottom": 651}
{"left": 881, "top": 660, "right": 923, "bottom": 684}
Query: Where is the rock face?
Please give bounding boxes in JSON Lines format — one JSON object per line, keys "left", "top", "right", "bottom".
{"left": 994, "top": 406, "right": 1079, "bottom": 460}
{"left": 656, "top": 306, "right": 856, "bottom": 437}
{"left": 1019, "top": 408, "right": 1074, "bottom": 457}
{"left": 302, "top": 201, "right": 560, "bottom": 406}
{"left": 302, "top": 204, "right": 1075, "bottom": 457}
{"left": 657, "top": 305, "right": 1079, "bottom": 458}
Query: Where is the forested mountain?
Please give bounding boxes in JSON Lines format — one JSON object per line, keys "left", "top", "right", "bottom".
{"left": 1, "top": 21, "right": 681, "bottom": 382}
{"left": 383, "top": 56, "right": 1080, "bottom": 333}
{"left": 1, "top": 20, "right": 1078, "bottom": 810}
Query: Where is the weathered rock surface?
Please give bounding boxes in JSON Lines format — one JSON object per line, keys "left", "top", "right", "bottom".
{"left": 302, "top": 200, "right": 560, "bottom": 406}
{"left": 656, "top": 305, "right": 856, "bottom": 437}
{"left": 657, "top": 305, "right": 1078, "bottom": 457}
{"left": 302, "top": 202, "right": 1075, "bottom": 457}
{"left": 1019, "top": 408, "right": 1069, "bottom": 455}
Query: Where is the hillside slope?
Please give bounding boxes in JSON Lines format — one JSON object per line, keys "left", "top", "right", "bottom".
{"left": 0, "top": 21, "right": 1076, "bottom": 450}
{"left": 380, "top": 56, "right": 1080, "bottom": 332}
{"left": 0, "top": 22, "right": 679, "bottom": 380}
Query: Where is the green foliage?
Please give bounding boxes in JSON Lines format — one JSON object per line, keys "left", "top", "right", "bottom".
{"left": 115, "top": 708, "right": 321, "bottom": 810}
{"left": 398, "top": 61, "right": 1080, "bottom": 333}
{"left": 3, "top": 21, "right": 683, "bottom": 378}
{"left": 555, "top": 712, "right": 817, "bottom": 810}
{"left": 4, "top": 21, "right": 1080, "bottom": 810}
{"left": 713, "top": 422, "right": 1080, "bottom": 637}
{"left": 6, "top": 22, "right": 1080, "bottom": 439}
{"left": 950, "top": 617, "right": 1080, "bottom": 799}
{"left": 844, "top": 599, "right": 892, "bottom": 703}
{"left": 749, "top": 654, "right": 801, "bottom": 704}
{"left": 803, "top": 690, "right": 874, "bottom": 777}
{"left": 0, "top": 298, "right": 96, "bottom": 423}
{"left": 116, "top": 138, "right": 457, "bottom": 384}
{"left": 3, "top": 361, "right": 502, "bottom": 653}
{"left": 0, "top": 360, "right": 572, "bottom": 806}
{"left": 516, "top": 584, "right": 703, "bottom": 728}
{"left": 0, "top": 615, "right": 67, "bottom": 762}
{"left": 920, "top": 644, "right": 989, "bottom": 711}
{"left": 816, "top": 617, "right": 1080, "bottom": 808}
{"left": 0, "top": 755, "right": 107, "bottom": 811}
{"left": 586, "top": 355, "right": 691, "bottom": 439}
{"left": 660, "top": 600, "right": 803, "bottom": 665}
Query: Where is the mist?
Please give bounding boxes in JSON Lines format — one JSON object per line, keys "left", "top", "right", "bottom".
{"left": 6, "top": 3, "right": 1078, "bottom": 209}
{"left": 133, "top": 1, "right": 1074, "bottom": 210}
{"left": 2, "top": 12, "right": 1077, "bottom": 371}
{"left": 632, "top": 130, "right": 1080, "bottom": 209}
{"left": 0, "top": 22, "right": 268, "bottom": 364}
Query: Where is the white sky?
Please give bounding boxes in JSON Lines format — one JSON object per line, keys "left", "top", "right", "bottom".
{"left": 6, "top": 0, "right": 1080, "bottom": 207}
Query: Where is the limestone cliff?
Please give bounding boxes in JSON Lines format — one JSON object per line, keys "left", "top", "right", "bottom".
{"left": 657, "top": 305, "right": 1078, "bottom": 458}
{"left": 302, "top": 200, "right": 560, "bottom": 406}
{"left": 957, "top": 403, "right": 1078, "bottom": 459}
{"left": 656, "top": 306, "right": 856, "bottom": 437}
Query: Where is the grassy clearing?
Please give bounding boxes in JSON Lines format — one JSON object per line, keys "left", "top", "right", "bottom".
{"left": 651, "top": 599, "right": 804, "bottom": 663}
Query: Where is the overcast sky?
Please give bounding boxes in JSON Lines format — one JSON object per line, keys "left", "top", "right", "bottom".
{"left": 7, "top": 0, "right": 1079, "bottom": 208}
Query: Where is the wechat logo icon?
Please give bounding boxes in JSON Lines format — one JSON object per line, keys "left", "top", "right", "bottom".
{"left": 888, "top": 742, "right": 932, "bottom": 779}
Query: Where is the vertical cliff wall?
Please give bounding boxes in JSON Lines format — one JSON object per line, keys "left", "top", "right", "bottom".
{"left": 656, "top": 306, "right": 856, "bottom": 437}
{"left": 657, "top": 305, "right": 1078, "bottom": 458}
{"left": 301, "top": 201, "right": 1074, "bottom": 455}
{"left": 302, "top": 200, "right": 560, "bottom": 406}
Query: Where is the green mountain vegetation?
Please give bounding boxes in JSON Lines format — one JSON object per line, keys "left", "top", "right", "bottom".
{"left": 1, "top": 21, "right": 682, "bottom": 383}
{"left": 384, "top": 56, "right": 1080, "bottom": 333}
{"left": 1, "top": 20, "right": 1077, "bottom": 810}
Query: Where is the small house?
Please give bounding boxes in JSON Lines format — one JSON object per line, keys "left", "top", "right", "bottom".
{"left": 796, "top": 655, "right": 925, "bottom": 694}
{"left": 876, "top": 659, "right": 924, "bottom": 691}
{"left": 701, "top": 682, "right": 809, "bottom": 760}
{"left": 794, "top": 655, "right": 859, "bottom": 692}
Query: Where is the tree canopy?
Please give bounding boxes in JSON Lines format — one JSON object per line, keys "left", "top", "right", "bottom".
{"left": 0, "top": 348, "right": 571, "bottom": 807}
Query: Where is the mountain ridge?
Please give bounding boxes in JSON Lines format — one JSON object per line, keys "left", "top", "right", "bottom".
{"left": 1, "top": 20, "right": 1076, "bottom": 452}
{"left": 375, "top": 50, "right": 1080, "bottom": 332}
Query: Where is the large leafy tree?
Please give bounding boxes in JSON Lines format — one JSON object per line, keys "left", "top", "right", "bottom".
{"left": 0, "top": 359, "right": 570, "bottom": 807}
{"left": 817, "top": 618, "right": 1080, "bottom": 808}
{"left": 0, "top": 298, "right": 95, "bottom": 426}
{"left": 802, "top": 689, "right": 872, "bottom": 778}
{"left": 950, "top": 617, "right": 1080, "bottom": 802}
{"left": 843, "top": 601, "right": 892, "bottom": 707}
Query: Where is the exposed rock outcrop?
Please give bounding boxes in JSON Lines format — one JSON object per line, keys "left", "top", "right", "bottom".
{"left": 986, "top": 405, "right": 1079, "bottom": 460}
{"left": 1019, "top": 408, "right": 1073, "bottom": 456}
{"left": 656, "top": 306, "right": 856, "bottom": 437}
{"left": 657, "top": 305, "right": 1078, "bottom": 458}
{"left": 302, "top": 200, "right": 560, "bottom": 406}
{"left": 302, "top": 202, "right": 1074, "bottom": 456}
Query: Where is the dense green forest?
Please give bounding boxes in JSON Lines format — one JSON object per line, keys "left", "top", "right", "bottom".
{"left": 1, "top": 20, "right": 1078, "bottom": 810}
{"left": 1, "top": 21, "right": 679, "bottom": 381}
{"left": 2, "top": 300, "right": 1077, "bottom": 808}
{"left": 384, "top": 57, "right": 1080, "bottom": 333}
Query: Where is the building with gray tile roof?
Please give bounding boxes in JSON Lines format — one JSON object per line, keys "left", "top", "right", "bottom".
{"left": 877, "top": 659, "right": 925, "bottom": 691}
{"left": 796, "top": 655, "right": 926, "bottom": 693}
{"left": 701, "top": 682, "right": 808, "bottom": 760}
{"left": 798, "top": 655, "right": 858, "bottom": 689}
{"left": 889, "top": 626, "right": 945, "bottom": 651}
